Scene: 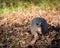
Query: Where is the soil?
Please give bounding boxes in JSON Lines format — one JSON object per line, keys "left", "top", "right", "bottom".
{"left": 0, "top": 8, "right": 60, "bottom": 48}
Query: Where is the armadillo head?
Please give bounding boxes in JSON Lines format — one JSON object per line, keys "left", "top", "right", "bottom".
{"left": 36, "top": 22, "right": 42, "bottom": 34}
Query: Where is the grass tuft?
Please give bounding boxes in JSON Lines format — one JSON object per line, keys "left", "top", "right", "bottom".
{"left": 0, "top": 0, "right": 60, "bottom": 16}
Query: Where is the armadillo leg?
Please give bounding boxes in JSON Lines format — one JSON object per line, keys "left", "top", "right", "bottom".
{"left": 30, "top": 33, "right": 38, "bottom": 45}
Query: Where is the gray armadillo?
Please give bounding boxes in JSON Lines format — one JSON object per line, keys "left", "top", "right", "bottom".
{"left": 30, "top": 17, "right": 48, "bottom": 45}
{"left": 31, "top": 17, "right": 48, "bottom": 35}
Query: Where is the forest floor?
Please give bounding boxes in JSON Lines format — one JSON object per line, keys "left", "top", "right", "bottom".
{"left": 0, "top": 7, "right": 60, "bottom": 48}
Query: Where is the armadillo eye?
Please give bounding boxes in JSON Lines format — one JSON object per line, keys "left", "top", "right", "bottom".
{"left": 36, "top": 23, "right": 39, "bottom": 26}
{"left": 36, "top": 22, "right": 41, "bottom": 26}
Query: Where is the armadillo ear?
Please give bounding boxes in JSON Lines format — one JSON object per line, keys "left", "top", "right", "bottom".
{"left": 39, "top": 22, "right": 41, "bottom": 25}
{"left": 36, "top": 22, "right": 41, "bottom": 26}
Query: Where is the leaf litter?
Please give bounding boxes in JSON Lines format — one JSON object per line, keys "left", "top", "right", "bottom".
{"left": 0, "top": 8, "right": 60, "bottom": 48}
